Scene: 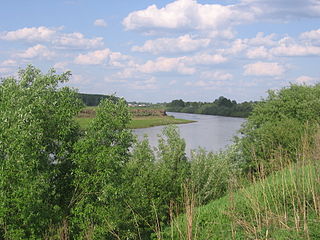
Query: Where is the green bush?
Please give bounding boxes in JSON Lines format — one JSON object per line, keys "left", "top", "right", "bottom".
{"left": 240, "top": 84, "right": 320, "bottom": 175}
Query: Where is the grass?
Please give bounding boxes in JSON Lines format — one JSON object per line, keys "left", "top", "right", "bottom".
{"left": 129, "top": 116, "right": 194, "bottom": 129}
{"left": 163, "top": 133, "right": 320, "bottom": 240}
{"left": 165, "top": 163, "right": 320, "bottom": 239}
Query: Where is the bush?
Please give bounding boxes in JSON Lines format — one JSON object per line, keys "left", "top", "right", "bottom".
{"left": 240, "top": 84, "right": 320, "bottom": 175}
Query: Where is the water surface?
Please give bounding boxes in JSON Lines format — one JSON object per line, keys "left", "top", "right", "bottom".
{"left": 133, "top": 112, "right": 246, "bottom": 155}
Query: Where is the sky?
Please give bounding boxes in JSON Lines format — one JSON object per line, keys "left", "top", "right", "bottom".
{"left": 0, "top": 0, "right": 319, "bottom": 103}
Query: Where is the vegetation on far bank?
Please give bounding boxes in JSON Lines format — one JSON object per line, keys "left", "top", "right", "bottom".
{"left": 76, "top": 115, "right": 193, "bottom": 129}
{"left": 78, "top": 92, "right": 255, "bottom": 118}
{"left": 166, "top": 97, "right": 255, "bottom": 118}
{"left": 76, "top": 106, "right": 195, "bottom": 129}
{"left": 1, "top": 65, "right": 320, "bottom": 239}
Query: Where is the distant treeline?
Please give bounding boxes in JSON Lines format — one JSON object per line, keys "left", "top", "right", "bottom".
{"left": 166, "top": 96, "right": 256, "bottom": 118}
{"left": 78, "top": 93, "right": 118, "bottom": 106}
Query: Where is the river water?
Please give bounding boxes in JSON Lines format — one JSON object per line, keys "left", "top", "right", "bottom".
{"left": 133, "top": 112, "right": 246, "bottom": 155}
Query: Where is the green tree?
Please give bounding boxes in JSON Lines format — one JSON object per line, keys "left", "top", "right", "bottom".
{"left": 154, "top": 126, "right": 189, "bottom": 224}
{"left": 240, "top": 84, "right": 320, "bottom": 175}
{"left": 0, "top": 65, "right": 82, "bottom": 239}
{"left": 71, "top": 98, "right": 134, "bottom": 239}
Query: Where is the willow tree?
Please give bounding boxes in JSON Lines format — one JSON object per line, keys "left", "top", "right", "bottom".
{"left": 0, "top": 66, "right": 82, "bottom": 239}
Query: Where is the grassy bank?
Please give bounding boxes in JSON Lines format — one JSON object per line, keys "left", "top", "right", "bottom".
{"left": 164, "top": 156, "right": 320, "bottom": 239}
{"left": 76, "top": 107, "right": 195, "bottom": 129}
{"left": 130, "top": 116, "right": 193, "bottom": 129}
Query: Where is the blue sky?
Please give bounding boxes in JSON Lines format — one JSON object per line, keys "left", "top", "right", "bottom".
{"left": 0, "top": 0, "right": 319, "bottom": 102}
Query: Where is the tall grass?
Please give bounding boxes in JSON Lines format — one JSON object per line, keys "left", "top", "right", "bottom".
{"left": 164, "top": 128, "right": 320, "bottom": 239}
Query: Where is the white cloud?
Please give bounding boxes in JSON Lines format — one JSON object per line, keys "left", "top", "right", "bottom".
{"left": 53, "top": 32, "right": 103, "bottom": 49}
{"left": 246, "top": 32, "right": 277, "bottom": 46}
{"left": 16, "top": 44, "right": 55, "bottom": 59}
{"left": 129, "top": 77, "right": 158, "bottom": 90}
{"left": 207, "top": 29, "right": 235, "bottom": 39}
{"left": 220, "top": 39, "right": 248, "bottom": 55}
{"left": 295, "top": 75, "right": 317, "bottom": 85}
{"left": 271, "top": 43, "right": 320, "bottom": 56}
{"left": 138, "top": 57, "right": 196, "bottom": 75}
{"left": 123, "top": 0, "right": 255, "bottom": 32}
{"left": 300, "top": 28, "right": 320, "bottom": 45}
{"left": 1, "top": 26, "right": 104, "bottom": 49}
{"left": 244, "top": 61, "right": 286, "bottom": 76}
{"left": 0, "top": 26, "right": 57, "bottom": 41}
{"left": 0, "top": 67, "right": 12, "bottom": 73}
{"left": 186, "top": 79, "right": 229, "bottom": 88}
{"left": 132, "top": 34, "right": 210, "bottom": 54}
{"left": 70, "top": 74, "right": 90, "bottom": 85}
{"left": 123, "top": 0, "right": 320, "bottom": 36}
{"left": 184, "top": 53, "right": 227, "bottom": 65}
{"left": 241, "top": 0, "right": 320, "bottom": 19}
{"left": 114, "top": 68, "right": 138, "bottom": 79}
{"left": 135, "top": 52, "right": 226, "bottom": 75}
{"left": 74, "top": 48, "right": 130, "bottom": 67}
{"left": 246, "top": 46, "right": 272, "bottom": 59}
{"left": 300, "top": 28, "right": 320, "bottom": 40}
{"left": 0, "top": 59, "right": 17, "bottom": 67}
{"left": 201, "top": 71, "right": 233, "bottom": 80}
{"left": 74, "top": 49, "right": 111, "bottom": 65}
{"left": 94, "top": 19, "right": 107, "bottom": 27}
{"left": 221, "top": 33, "right": 277, "bottom": 56}
{"left": 53, "top": 61, "right": 69, "bottom": 70}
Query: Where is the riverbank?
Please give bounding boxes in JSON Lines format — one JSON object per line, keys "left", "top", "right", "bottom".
{"left": 76, "top": 107, "right": 195, "bottom": 129}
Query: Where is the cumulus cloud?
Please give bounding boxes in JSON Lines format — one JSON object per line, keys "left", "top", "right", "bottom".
{"left": 222, "top": 32, "right": 320, "bottom": 59}
{"left": 241, "top": 0, "right": 320, "bottom": 20}
{"left": 0, "top": 26, "right": 57, "bottom": 41}
{"left": 138, "top": 57, "right": 196, "bottom": 75}
{"left": 246, "top": 46, "right": 272, "bottom": 59}
{"left": 53, "top": 61, "right": 69, "bottom": 70}
{"left": 186, "top": 79, "right": 230, "bottom": 88}
{"left": 70, "top": 74, "right": 90, "bottom": 85}
{"left": 16, "top": 44, "right": 55, "bottom": 59}
{"left": 244, "top": 61, "right": 286, "bottom": 76}
{"left": 295, "top": 75, "right": 317, "bottom": 85}
{"left": 201, "top": 71, "right": 233, "bottom": 80}
{"left": 53, "top": 32, "right": 103, "bottom": 49}
{"left": 181, "top": 53, "right": 227, "bottom": 65}
{"left": 1, "top": 26, "right": 104, "bottom": 49}
{"left": 270, "top": 36, "right": 320, "bottom": 56}
{"left": 300, "top": 28, "right": 320, "bottom": 45}
{"left": 132, "top": 34, "right": 210, "bottom": 54}
{"left": 74, "top": 48, "right": 130, "bottom": 67}
{"left": 123, "top": 0, "right": 320, "bottom": 38}
{"left": 135, "top": 53, "right": 227, "bottom": 75}
{"left": 0, "top": 67, "right": 12, "bottom": 74}
{"left": 123, "top": 0, "right": 255, "bottom": 32}
{"left": 220, "top": 39, "right": 248, "bottom": 55}
{"left": 245, "top": 32, "right": 277, "bottom": 46}
{"left": 94, "top": 19, "right": 107, "bottom": 27}
{"left": 300, "top": 28, "right": 320, "bottom": 40}
{"left": 74, "top": 49, "right": 111, "bottom": 65}
{"left": 221, "top": 33, "right": 277, "bottom": 56}
{"left": 0, "top": 59, "right": 17, "bottom": 67}
{"left": 129, "top": 77, "right": 158, "bottom": 90}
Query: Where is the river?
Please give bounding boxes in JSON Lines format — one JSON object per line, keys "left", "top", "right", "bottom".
{"left": 133, "top": 112, "right": 246, "bottom": 155}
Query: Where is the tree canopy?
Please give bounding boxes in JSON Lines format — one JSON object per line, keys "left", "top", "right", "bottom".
{"left": 166, "top": 97, "right": 255, "bottom": 118}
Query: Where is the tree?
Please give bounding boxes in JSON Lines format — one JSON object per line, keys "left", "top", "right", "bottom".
{"left": 240, "top": 84, "right": 320, "bottom": 175}
{"left": 70, "top": 98, "right": 134, "bottom": 239}
{"left": 0, "top": 65, "right": 82, "bottom": 238}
